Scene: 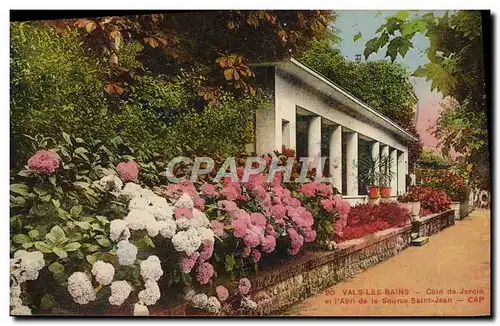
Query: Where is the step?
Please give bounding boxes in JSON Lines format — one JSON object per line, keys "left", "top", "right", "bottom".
{"left": 410, "top": 232, "right": 419, "bottom": 240}
{"left": 411, "top": 237, "right": 429, "bottom": 246}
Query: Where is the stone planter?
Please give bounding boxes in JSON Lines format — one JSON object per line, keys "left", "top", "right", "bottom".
{"left": 409, "top": 201, "right": 421, "bottom": 217}
{"left": 451, "top": 201, "right": 460, "bottom": 220}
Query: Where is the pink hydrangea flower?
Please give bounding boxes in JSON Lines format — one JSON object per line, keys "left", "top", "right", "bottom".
{"left": 116, "top": 161, "right": 139, "bottom": 182}
{"left": 269, "top": 205, "right": 287, "bottom": 220}
{"left": 221, "top": 186, "right": 239, "bottom": 201}
{"left": 175, "top": 207, "right": 193, "bottom": 219}
{"left": 210, "top": 220, "right": 225, "bottom": 236}
{"left": 251, "top": 249, "right": 262, "bottom": 263}
{"left": 199, "top": 240, "right": 214, "bottom": 262}
{"left": 298, "top": 182, "right": 317, "bottom": 197}
{"left": 27, "top": 150, "right": 60, "bottom": 175}
{"left": 180, "top": 181, "right": 198, "bottom": 199}
{"left": 287, "top": 228, "right": 304, "bottom": 256}
{"left": 218, "top": 200, "right": 238, "bottom": 212}
{"left": 304, "top": 229, "right": 317, "bottom": 243}
{"left": 250, "top": 213, "right": 266, "bottom": 228}
{"left": 194, "top": 197, "right": 205, "bottom": 211}
{"left": 232, "top": 218, "right": 249, "bottom": 238}
{"left": 265, "top": 224, "right": 276, "bottom": 237}
{"left": 180, "top": 252, "right": 200, "bottom": 273}
{"left": 243, "top": 229, "right": 260, "bottom": 248}
{"left": 321, "top": 199, "right": 334, "bottom": 212}
{"left": 261, "top": 235, "right": 276, "bottom": 253}
{"left": 196, "top": 262, "right": 214, "bottom": 285}
{"left": 238, "top": 278, "right": 251, "bottom": 295}
{"left": 316, "top": 182, "right": 333, "bottom": 198}
{"left": 200, "top": 183, "right": 218, "bottom": 196}
{"left": 216, "top": 285, "right": 229, "bottom": 302}
{"left": 161, "top": 183, "right": 182, "bottom": 198}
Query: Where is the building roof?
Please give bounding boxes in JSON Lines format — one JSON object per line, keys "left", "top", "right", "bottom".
{"left": 254, "top": 58, "right": 419, "bottom": 143}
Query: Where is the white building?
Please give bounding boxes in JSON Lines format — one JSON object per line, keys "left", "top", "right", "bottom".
{"left": 251, "top": 58, "right": 418, "bottom": 205}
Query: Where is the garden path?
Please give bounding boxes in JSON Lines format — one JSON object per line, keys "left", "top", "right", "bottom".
{"left": 282, "top": 209, "right": 491, "bottom": 316}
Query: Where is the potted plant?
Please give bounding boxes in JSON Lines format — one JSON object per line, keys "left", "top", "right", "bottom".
{"left": 379, "top": 155, "right": 395, "bottom": 198}
{"left": 358, "top": 153, "right": 382, "bottom": 199}
{"left": 398, "top": 188, "right": 421, "bottom": 217}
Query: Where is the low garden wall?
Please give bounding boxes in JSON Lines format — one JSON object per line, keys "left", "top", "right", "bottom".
{"left": 149, "top": 225, "right": 412, "bottom": 316}
{"left": 412, "top": 209, "right": 455, "bottom": 237}
{"left": 452, "top": 199, "right": 474, "bottom": 220}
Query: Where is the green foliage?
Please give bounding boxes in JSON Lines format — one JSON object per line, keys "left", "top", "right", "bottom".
{"left": 10, "top": 22, "right": 270, "bottom": 170}
{"left": 417, "top": 149, "right": 452, "bottom": 169}
{"left": 298, "top": 37, "right": 422, "bottom": 169}
{"left": 364, "top": 10, "right": 487, "bottom": 188}
{"left": 298, "top": 38, "right": 417, "bottom": 128}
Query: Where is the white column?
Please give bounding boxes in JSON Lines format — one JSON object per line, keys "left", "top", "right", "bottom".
{"left": 371, "top": 141, "right": 380, "bottom": 184}
{"left": 329, "top": 125, "right": 342, "bottom": 192}
{"left": 308, "top": 116, "right": 321, "bottom": 165}
{"left": 282, "top": 120, "right": 290, "bottom": 149}
{"left": 255, "top": 105, "right": 276, "bottom": 154}
{"left": 390, "top": 148, "right": 398, "bottom": 196}
{"left": 346, "top": 132, "right": 358, "bottom": 196}
{"left": 397, "top": 151, "right": 405, "bottom": 195}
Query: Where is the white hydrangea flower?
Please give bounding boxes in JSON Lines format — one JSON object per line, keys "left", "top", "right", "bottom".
{"left": 133, "top": 302, "right": 150, "bottom": 316}
{"left": 117, "top": 240, "right": 138, "bottom": 266}
{"left": 67, "top": 272, "right": 96, "bottom": 305}
{"left": 110, "top": 219, "right": 131, "bottom": 242}
{"left": 11, "top": 305, "right": 32, "bottom": 315}
{"left": 121, "top": 182, "right": 144, "bottom": 199}
{"left": 91, "top": 260, "right": 115, "bottom": 286}
{"left": 171, "top": 227, "right": 202, "bottom": 255}
{"left": 99, "top": 174, "right": 123, "bottom": 192}
{"left": 138, "top": 280, "right": 161, "bottom": 306}
{"left": 147, "top": 196, "right": 174, "bottom": 221}
{"left": 10, "top": 284, "right": 22, "bottom": 307}
{"left": 191, "top": 209, "right": 210, "bottom": 228}
{"left": 146, "top": 220, "right": 162, "bottom": 238}
{"left": 241, "top": 297, "right": 258, "bottom": 310}
{"left": 12, "top": 250, "right": 45, "bottom": 283}
{"left": 206, "top": 296, "right": 221, "bottom": 314}
{"left": 190, "top": 293, "right": 208, "bottom": 309}
{"left": 124, "top": 209, "right": 156, "bottom": 231}
{"left": 129, "top": 196, "right": 149, "bottom": 211}
{"left": 175, "top": 218, "right": 190, "bottom": 230}
{"left": 175, "top": 193, "right": 194, "bottom": 209}
{"left": 140, "top": 255, "right": 163, "bottom": 282}
{"left": 108, "top": 280, "right": 132, "bottom": 306}
{"left": 183, "top": 288, "right": 195, "bottom": 301}
{"left": 197, "top": 227, "right": 215, "bottom": 244}
{"left": 141, "top": 188, "right": 157, "bottom": 200}
{"left": 158, "top": 219, "right": 177, "bottom": 239}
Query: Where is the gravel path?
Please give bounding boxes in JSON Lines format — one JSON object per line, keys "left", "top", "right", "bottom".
{"left": 282, "top": 209, "right": 491, "bottom": 316}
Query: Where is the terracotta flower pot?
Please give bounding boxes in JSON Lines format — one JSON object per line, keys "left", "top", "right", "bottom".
{"left": 380, "top": 187, "right": 391, "bottom": 198}
{"left": 367, "top": 186, "right": 380, "bottom": 199}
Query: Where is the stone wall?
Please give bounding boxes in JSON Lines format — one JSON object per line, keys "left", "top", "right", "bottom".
{"left": 250, "top": 226, "right": 411, "bottom": 315}
{"left": 148, "top": 226, "right": 412, "bottom": 316}
{"left": 413, "top": 209, "right": 455, "bottom": 237}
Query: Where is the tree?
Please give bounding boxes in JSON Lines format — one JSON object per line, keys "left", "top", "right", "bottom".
{"left": 298, "top": 37, "right": 422, "bottom": 169}
{"left": 363, "top": 10, "right": 488, "bottom": 188}
{"left": 44, "top": 11, "right": 334, "bottom": 104}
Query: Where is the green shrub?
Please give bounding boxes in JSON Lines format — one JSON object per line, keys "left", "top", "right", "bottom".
{"left": 11, "top": 22, "right": 270, "bottom": 169}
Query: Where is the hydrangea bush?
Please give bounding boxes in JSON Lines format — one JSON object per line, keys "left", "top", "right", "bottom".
{"left": 10, "top": 135, "right": 350, "bottom": 316}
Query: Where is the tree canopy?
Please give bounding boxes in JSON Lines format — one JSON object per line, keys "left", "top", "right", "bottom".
{"left": 297, "top": 37, "right": 422, "bottom": 169}
{"left": 362, "top": 10, "right": 488, "bottom": 188}
{"left": 45, "top": 11, "right": 334, "bottom": 104}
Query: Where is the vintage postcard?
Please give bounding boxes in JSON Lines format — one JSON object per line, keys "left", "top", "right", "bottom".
{"left": 9, "top": 9, "right": 491, "bottom": 317}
